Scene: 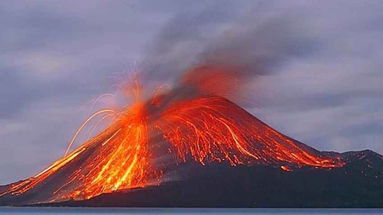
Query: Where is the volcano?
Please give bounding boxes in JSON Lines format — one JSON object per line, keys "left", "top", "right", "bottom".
{"left": 0, "top": 67, "right": 382, "bottom": 207}
{"left": 1, "top": 96, "right": 382, "bottom": 207}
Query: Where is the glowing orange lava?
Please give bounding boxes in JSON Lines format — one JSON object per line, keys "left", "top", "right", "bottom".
{"left": 0, "top": 80, "right": 161, "bottom": 202}
{"left": 157, "top": 96, "right": 341, "bottom": 167}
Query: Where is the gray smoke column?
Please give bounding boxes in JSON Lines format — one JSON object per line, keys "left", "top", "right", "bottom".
{"left": 140, "top": 2, "right": 318, "bottom": 104}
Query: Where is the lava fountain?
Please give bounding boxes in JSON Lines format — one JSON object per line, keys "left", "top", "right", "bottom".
{"left": 0, "top": 65, "right": 344, "bottom": 204}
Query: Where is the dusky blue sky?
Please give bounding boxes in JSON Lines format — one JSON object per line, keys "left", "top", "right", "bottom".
{"left": 0, "top": 0, "right": 382, "bottom": 184}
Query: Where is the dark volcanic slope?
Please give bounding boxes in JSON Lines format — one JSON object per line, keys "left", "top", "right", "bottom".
{"left": 0, "top": 96, "right": 344, "bottom": 205}
{"left": 0, "top": 96, "right": 381, "bottom": 207}
{"left": 37, "top": 150, "right": 383, "bottom": 208}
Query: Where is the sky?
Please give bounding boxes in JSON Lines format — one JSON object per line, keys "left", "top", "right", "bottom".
{"left": 0, "top": 0, "right": 382, "bottom": 184}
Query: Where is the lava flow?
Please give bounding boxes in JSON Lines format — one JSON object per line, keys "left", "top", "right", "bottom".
{"left": 0, "top": 65, "right": 344, "bottom": 204}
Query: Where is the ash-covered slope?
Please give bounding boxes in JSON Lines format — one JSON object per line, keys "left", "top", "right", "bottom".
{"left": 39, "top": 150, "right": 383, "bottom": 208}
{"left": 0, "top": 96, "right": 375, "bottom": 207}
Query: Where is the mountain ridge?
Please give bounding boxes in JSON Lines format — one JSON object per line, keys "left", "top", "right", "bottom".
{"left": 0, "top": 96, "right": 381, "bottom": 207}
{"left": 1, "top": 150, "right": 382, "bottom": 207}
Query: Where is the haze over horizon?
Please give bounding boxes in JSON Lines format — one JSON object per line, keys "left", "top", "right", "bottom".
{"left": 1, "top": 0, "right": 382, "bottom": 184}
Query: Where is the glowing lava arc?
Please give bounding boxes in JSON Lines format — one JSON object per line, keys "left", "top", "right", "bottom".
{"left": 0, "top": 98, "right": 162, "bottom": 203}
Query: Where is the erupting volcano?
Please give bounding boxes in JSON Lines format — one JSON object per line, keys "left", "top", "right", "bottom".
{"left": 0, "top": 66, "right": 381, "bottom": 207}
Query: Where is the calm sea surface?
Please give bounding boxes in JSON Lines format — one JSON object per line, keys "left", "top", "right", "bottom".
{"left": 0, "top": 208, "right": 382, "bottom": 215}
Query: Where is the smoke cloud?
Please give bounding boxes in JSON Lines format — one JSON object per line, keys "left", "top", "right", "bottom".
{"left": 140, "top": 3, "right": 319, "bottom": 105}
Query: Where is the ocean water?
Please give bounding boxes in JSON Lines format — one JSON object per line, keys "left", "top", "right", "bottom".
{"left": 0, "top": 208, "right": 382, "bottom": 215}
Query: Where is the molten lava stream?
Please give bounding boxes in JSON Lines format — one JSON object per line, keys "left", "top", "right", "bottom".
{"left": 157, "top": 96, "right": 343, "bottom": 168}
{"left": 1, "top": 101, "right": 162, "bottom": 202}
{"left": 51, "top": 102, "right": 161, "bottom": 201}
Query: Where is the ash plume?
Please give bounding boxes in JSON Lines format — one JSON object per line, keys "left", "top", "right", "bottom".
{"left": 141, "top": 2, "right": 317, "bottom": 104}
